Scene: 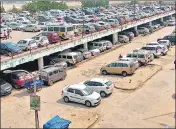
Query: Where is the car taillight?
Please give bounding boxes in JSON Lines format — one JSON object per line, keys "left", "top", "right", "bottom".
{"left": 61, "top": 90, "right": 64, "bottom": 95}
{"left": 106, "top": 86, "right": 110, "bottom": 89}
{"left": 15, "top": 79, "right": 24, "bottom": 86}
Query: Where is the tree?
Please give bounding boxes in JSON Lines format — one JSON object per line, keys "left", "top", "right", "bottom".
{"left": 21, "top": 1, "right": 68, "bottom": 13}
{"left": 81, "top": 0, "right": 109, "bottom": 8}
{"left": 130, "top": 0, "right": 138, "bottom": 4}
{"left": 8, "top": 5, "right": 21, "bottom": 13}
{"left": 0, "top": 5, "right": 5, "bottom": 13}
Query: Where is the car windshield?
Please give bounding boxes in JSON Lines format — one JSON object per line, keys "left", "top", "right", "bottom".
{"left": 0, "top": 79, "right": 6, "bottom": 86}
{"left": 105, "top": 81, "right": 112, "bottom": 86}
{"left": 33, "top": 37, "right": 40, "bottom": 40}
{"left": 82, "top": 87, "right": 93, "bottom": 96}
{"left": 6, "top": 43, "right": 18, "bottom": 48}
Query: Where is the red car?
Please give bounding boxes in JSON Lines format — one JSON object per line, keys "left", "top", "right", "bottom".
{"left": 40, "top": 32, "right": 60, "bottom": 43}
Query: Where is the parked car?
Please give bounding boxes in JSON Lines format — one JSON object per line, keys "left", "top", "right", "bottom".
{"left": 32, "top": 36, "right": 49, "bottom": 47}
{"left": 17, "top": 39, "right": 38, "bottom": 51}
{"left": 39, "top": 66, "right": 67, "bottom": 86}
{"left": 39, "top": 32, "right": 60, "bottom": 43}
{"left": 80, "top": 78, "right": 114, "bottom": 97}
{"left": 76, "top": 48, "right": 92, "bottom": 59}
{"left": 89, "top": 41, "right": 107, "bottom": 52}
{"left": 100, "top": 40, "right": 113, "bottom": 49}
{"left": 23, "top": 24, "right": 40, "bottom": 32}
{"left": 158, "top": 40, "right": 171, "bottom": 49}
{"left": 100, "top": 60, "right": 136, "bottom": 77}
{"left": 62, "top": 84, "right": 101, "bottom": 107}
{"left": 8, "top": 22, "right": 25, "bottom": 31}
{"left": 119, "top": 57, "right": 140, "bottom": 69}
{"left": 120, "top": 31, "right": 134, "bottom": 41}
{"left": 89, "top": 49, "right": 101, "bottom": 56}
{"left": 138, "top": 27, "right": 150, "bottom": 34}
{"left": 146, "top": 42, "right": 168, "bottom": 56}
{"left": 0, "top": 78, "right": 13, "bottom": 96}
{"left": 0, "top": 42, "right": 22, "bottom": 56}
{"left": 1, "top": 25, "right": 12, "bottom": 32}
{"left": 158, "top": 34, "right": 176, "bottom": 46}
{"left": 1, "top": 71, "right": 32, "bottom": 89}
{"left": 83, "top": 24, "right": 96, "bottom": 34}
{"left": 141, "top": 45, "right": 162, "bottom": 58}
{"left": 118, "top": 35, "right": 129, "bottom": 43}
{"left": 168, "top": 20, "right": 175, "bottom": 26}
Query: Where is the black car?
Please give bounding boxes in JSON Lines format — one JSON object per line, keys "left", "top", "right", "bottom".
{"left": 0, "top": 78, "right": 12, "bottom": 96}
{"left": 0, "top": 42, "right": 22, "bottom": 56}
{"left": 157, "top": 34, "right": 176, "bottom": 46}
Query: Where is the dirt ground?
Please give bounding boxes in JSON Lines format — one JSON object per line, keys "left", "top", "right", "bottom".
{"left": 1, "top": 26, "right": 175, "bottom": 128}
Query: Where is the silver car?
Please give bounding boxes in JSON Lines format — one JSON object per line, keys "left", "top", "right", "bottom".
{"left": 23, "top": 24, "right": 40, "bottom": 32}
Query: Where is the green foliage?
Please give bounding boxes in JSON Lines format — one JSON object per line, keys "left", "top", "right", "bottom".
{"left": 21, "top": 1, "right": 68, "bottom": 13}
{"left": 130, "top": 0, "right": 138, "bottom": 4}
{"left": 81, "top": 0, "right": 109, "bottom": 8}
{"left": 8, "top": 5, "right": 21, "bottom": 13}
{"left": 0, "top": 6, "right": 5, "bottom": 13}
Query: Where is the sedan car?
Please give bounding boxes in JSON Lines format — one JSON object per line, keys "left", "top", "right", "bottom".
{"left": 80, "top": 78, "right": 114, "bottom": 97}
{"left": 8, "top": 22, "right": 25, "bottom": 31}
{"left": 17, "top": 39, "right": 38, "bottom": 51}
{"left": 32, "top": 36, "right": 49, "bottom": 47}
{"left": 23, "top": 24, "right": 40, "bottom": 32}
{"left": 0, "top": 42, "right": 22, "bottom": 56}
{"left": 62, "top": 84, "right": 101, "bottom": 107}
{"left": 0, "top": 78, "right": 13, "bottom": 96}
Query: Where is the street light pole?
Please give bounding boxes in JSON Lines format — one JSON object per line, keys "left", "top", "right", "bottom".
{"left": 3, "top": 70, "right": 39, "bottom": 129}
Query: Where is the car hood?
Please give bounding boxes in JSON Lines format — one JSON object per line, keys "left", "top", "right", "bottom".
{"left": 0, "top": 83, "right": 12, "bottom": 91}
{"left": 87, "top": 91, "right": 100, "bottom": 100}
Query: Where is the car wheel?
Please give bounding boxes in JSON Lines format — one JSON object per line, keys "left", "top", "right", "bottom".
{"left": 102, "top": 70, "right": 108, "bottom": 75}
{"left": 85, "top": 100, "right": 92, "bottom": 107}
{"left": 100, "top": 91, "right": 107, "bottom": 97}
{"left": 161, "top": 52, "right": 165, "bottom": 56}
{"left": 63, "top": 96, "right": 69, "bottom": 103}
{"left": 32, "top": 29, "right": 35, "bottom": 32}
{"left": 122, "top": 71, "right": 127, "bottom": 77}
{"left": 48, "top": 80, "right": 53, "bottom": 86}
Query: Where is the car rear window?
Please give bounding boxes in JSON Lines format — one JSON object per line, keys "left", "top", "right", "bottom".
{"left": 105, "top": 81, "right": 112, "bottom": 86}
{"left": 138, "top": 54, "right": 145, "bottom": 58}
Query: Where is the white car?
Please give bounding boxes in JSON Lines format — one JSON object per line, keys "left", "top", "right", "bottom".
{"left": 158, "top": 40, "right": 171, "bottom": 49}
{"left": 141, "top": 45, "right": 162, "bottom": 58}
{"left": 168, "top": 20, "right": 175, "bottom": 26}
{"left": 62, "top": 84, "right": 101, "bottom": 107}
{"left": 119, "top": 57, "right": 140, "bottom": 69}
{"left": 80, "top": 78, "right": 114, "bottom": 97}
{"left": 147, "top": 42, "right": 168, "bottom": 55}
{"left": 32, "top": 36, "right": 49, "bottom": 47}
{"left": 17, "top": 39, "right": 38, "bottom": 51}
{"left": 23, "top": 24, "right": 40, "bottom": 32}
{"left": 89, "top": 49, "right": 100, "bottom": 56}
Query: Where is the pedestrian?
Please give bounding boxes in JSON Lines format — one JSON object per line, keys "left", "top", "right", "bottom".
{"left": 4, "top": 30, "right": 7, "bottom": 40}
{"left": 119, "top": 54, "right": 122, "bottom": 59}
{"left": 7, "top": 30, "right": 12, "bottom": 39}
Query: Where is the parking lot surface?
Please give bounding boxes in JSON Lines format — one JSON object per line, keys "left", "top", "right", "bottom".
{"left": 1, "top": 26, "right": 175, "bottom": 128}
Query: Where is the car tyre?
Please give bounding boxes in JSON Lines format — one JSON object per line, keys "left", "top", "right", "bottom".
{"left": 100, "top": 91, "right": 107, "bottom": 97}
{"left": 85, "top": 100, "right": 92, "bottom": 107}
{"left": 32, "top": 29, "right": 35, "bottom": 32}
{"left": 63, "top": 96, "right": 69, "bottom": 103}
{"left": 102, "top": 70, "right": 108, "bottom": 75}
{"left": 122, "top": 71, "right": 127, "bottom": 77}
{"left": 48, "top": 80, "right": 53, "bottom": 86}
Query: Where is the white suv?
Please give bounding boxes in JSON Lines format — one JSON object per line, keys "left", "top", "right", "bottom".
{"left": 62, "top": 84, "right": 101, "bottom": 107}
{"left": 80, "top": 78, "right": 114, "bottom": 97}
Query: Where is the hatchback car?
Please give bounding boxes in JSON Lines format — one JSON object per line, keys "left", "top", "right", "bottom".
{"left": 1, "top": 71, "right": 32, "bottom": 89}
{"left": 23, "top": 24, "right": 40, "bottom": 32}
{"left": 62, "top": 84, "right": 101, "bottom": 107}
{"left": 17, "top": 39, "right": 38, "bottom": 51}
{"left": 100, "top": 60, "right": 136, "bottom": 77}
{"left": 0, "top": 42, "right": 22, "bottom": 56}
{"left": 32, "top": 36, "right": 49, "bottom": 47}
{"left": 0, "top": 78, "right": 13, "bottom": 96}
{"left": 80, "top": 78, "right": 114, "bottom": 97}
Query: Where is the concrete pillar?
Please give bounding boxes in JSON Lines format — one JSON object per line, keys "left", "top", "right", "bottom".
{"left": 160, "top": 17, "right": 163, "bottom": 22}
{"left": 149, "top": 21, "right": 152, "bottom": 26}
{"left": 112, "top": 32, "right": 118, "bottom": 44}
{"left": 84, "top": 42, "right": 88, "bottom": 50}
{"left": 134, "top": 26, "right": 137, "bottom": 31}
{"left": 38, "top": 57, "right": 44, "bottom": 70}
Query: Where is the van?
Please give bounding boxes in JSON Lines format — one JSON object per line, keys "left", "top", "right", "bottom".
{"left": 89, "top": 41, "right": 107, "bottom": 52}
{"left": 57, "top": 52, "right": 81, "bottom": 65}
{"left": 39, "top": 66, "right": 67, "bottom": 86}
{"left": 126, "top": 51, "right": 150, "bottom": 65}
{"left": 100, "top": 60, "right": 136, "bottom": 77}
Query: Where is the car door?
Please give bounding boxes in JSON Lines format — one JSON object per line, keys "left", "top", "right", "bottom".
{"left": 122, "top": 63, "right": 130, "bottom": 74}
{"left": 74, "top": 89, "right": 84, "bottom": 103}
{"left": 115, "top": 63, "right": 123, "bottom": 74}
{"left": 53, "top": 70, "right": 58, "bottom": 82}
{"left": 107, "top": 62, "right": 118, "bottom": 74}
{"left": 0, "top": 44, "right": 9, "bottom": 54}
{"left": 66, "top": 88, "right": 75, "bottom": 101}
{"left": 84, "top": 81, "right": 94, "bottom": 91}
{"left": 92, "top": 81, "right": 103, "bottom": 93}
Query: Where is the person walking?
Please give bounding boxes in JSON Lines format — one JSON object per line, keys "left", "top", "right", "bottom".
{"left": 7, "top": 30, "right": 12, "bottom": 39}
{"left": 4, "top": 30, "right": 7, "bottom": 40}
{"left": 119, "top": 54, "right": 122, "bottom": 59}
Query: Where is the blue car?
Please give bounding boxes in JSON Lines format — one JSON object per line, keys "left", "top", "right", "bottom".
{"left": 0, "top": 42, "right": 22, "bottom": 56}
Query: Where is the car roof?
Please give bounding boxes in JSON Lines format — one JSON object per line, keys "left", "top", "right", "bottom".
{"left": 114, "top": 60, "right": 132, "bottom": 63}
{"left": 145, "top": 45, "right": 158, "bottom": 48}
{"left": 89, "top": 78, "right": 109, "bottom": 83}
{"left": 148, "top": 42, "right": 158, "bottom": 44}
{"left": 23, "top": 39, "right": 33, "bottom": 41}
{"left": 68, "top": 84, "right": 86, "bottom": 90}
{"left": 158, "top": 40, "right": 169, "bottom": 42}
{"left": 41, "top": 66, "right": 60, "bottom": 72}
{"left": 60, "top": 52, "right": 78, "bottom": 56}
